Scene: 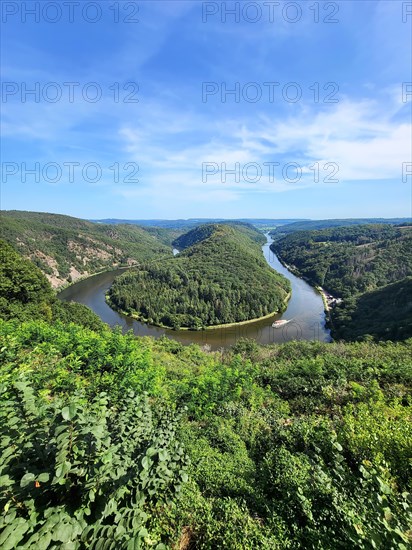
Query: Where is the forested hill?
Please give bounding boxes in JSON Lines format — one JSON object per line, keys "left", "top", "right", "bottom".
{"left": 108, "top": 224, "right": 290, "bottom": 329}
{"left": 270, "top": 218, "right": 409, "bottom": 237}
{"left": 172, "top": 221, "right": 265, "bottom": 250}
{"left": 271, "top": 224, "right": 412, "bottom": 297}
{"left": 91, "top": 217, "right": 305, "bottom": 229}
{"left": 0, "top": 211, "right": 171, "bottom": 288}
{"left": 271, "top": 224, "right": 412, "bottom": 341}
{"left": 172, "top": 223, "right": 216, "bottom": 250}
{"left": 333, "top": 277, "right": 412, "bottom": 342}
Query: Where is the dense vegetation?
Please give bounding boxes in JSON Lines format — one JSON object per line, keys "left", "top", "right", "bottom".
{"left": 129, "top": 221, "right": 265, "bottom": 248}
{"left": 93, "top": 218, "right": 303, "bottom": 230}
{"left": 270, "top": 218, "right": 409, "bottom": 237}
{"left": 333, "top": 277, "right": 412, "bottom": 342}
{"left": 271, "top": 224, "right": 412, "bottom": 341}
{"left": 172, "top": 221, "right": 266, "bottom": 249}
{"left": 1, "top": 318, "right": 411, "bottom": 548}
{"left": 271, "top": 224, "right": 412, "bottom": 297}
{"left": 142, "top": 227, "right": 186, "bottom": 247}
{"left": 172, "top": 224, "right": 217, "bottom": 250}
{"left": 108, "top": 224, "right": 290, "bottom": 329}
{"left": 0, "top": 211, "right": 171, "bottom": 288}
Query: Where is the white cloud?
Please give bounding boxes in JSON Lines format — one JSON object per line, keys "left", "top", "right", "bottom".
{"left": 118, "top": 91, "right": 411, "bottom": 201}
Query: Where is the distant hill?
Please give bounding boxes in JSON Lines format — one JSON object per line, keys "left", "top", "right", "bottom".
{"left": 142, "top": 226, "right": 186, "bottom": 247}
{"left": 91, "top": 218, "right": 305, "bottom": 229}
{"left": 172, "top": 224, "right": 216, "bottom": 250}
{"left": 108, "top": 223, "right": 290, "bottom": 329}
{"left": 0, "top": 211, "right": 171, "bottom": 288}
{"left": 92, "top": 218, "right": 201, "bottom": 230}
{"left": 173, "top": 221, "right": 265, "bottom": 250}
{"left": 270, "top": 218, "right": 410, "bottom": 237}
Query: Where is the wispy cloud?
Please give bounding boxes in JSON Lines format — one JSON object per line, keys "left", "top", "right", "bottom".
{"left": 117, "top": 88, "right": 410, "bottom": 204}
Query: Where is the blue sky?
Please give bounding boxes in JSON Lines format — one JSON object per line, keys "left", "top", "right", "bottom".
{"left": 1, "top": 0, "right": 411, "bottom": 219}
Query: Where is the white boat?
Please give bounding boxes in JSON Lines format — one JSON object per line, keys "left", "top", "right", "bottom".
{"left": 272, "top": 319, "right": 290, "bottom": 328}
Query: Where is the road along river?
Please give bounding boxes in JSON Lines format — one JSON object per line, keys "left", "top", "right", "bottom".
{"left": 58, "top": 233, "right": 331, "bottom": 349}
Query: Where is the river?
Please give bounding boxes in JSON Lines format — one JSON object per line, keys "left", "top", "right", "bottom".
{"left": 58, "top": 233, "right": 331, "bottom": 348}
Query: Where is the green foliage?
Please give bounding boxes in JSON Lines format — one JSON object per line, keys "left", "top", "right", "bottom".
{"left": 109, "top": 224, "right": 290, "bottom": 328}
{"left": 270, "top": 218, "right": 408, "bottom": 237}
{"left": 0, "top": 320, "right": 164, "bottom": 399}
{"left": 175, "top": 484, "right": 287, "bottom": 549}
{"left": 342, "top": 397, "right": 412, "bottom": 486}
{"left": 0, "top": 239, "right": 54, "bottom": 322}
{"left": 51, "top": 301, "right": 106, "bottom": 332}
{"left": 142, "top": 227, "right": 185, "bottom": 247}
{"left": 172, "top": 223, "right": 216, "bottom": 250}
{"left": 173, "top": 222, "right": 266, "bottom": 250}
{"left": 1, "top": 234, "right": 412, "bottom": 549}
{"left": 0, "top": 379, "right": 188, "bottom": 549}
{"left": 1, "top": 318, "right": 411, "bottom": 548}
{"left": 2, "top": 214, "right": 412, "bottom": 547}
{"left": 260, "top": 430, "right": 412, "bottom": 549}
{"left": 271, "top": 224, "right": 412, "bottom": 297}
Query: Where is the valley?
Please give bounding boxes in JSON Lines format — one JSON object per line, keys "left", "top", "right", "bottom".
{"left": 3, "top": 5, "right": 410, "bottom": 547}
{"left": 58, "top": 233, "right": 330, "bottom": 348}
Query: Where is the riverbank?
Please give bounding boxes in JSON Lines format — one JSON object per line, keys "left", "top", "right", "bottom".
{"left": 205, "top": 292, "right": 291, "bottom": 330}
{"left": 269, "top": 245, "right": 331, "bottom": 314}
{"left": 106, "top": 291, "right": 291, "bottom": 331}
{"left": 269, "top": 246, "right": 335, "bottom": 338}
{"left": 57, "top": 265, "right": 133, "bottom": 293}
{"left": 316, "top": 286, "right": 332, "bottom": 324}
{"left": 316, "top": 286, "right": 330, "bottom": 313}
{"left": 57, "top": 252, "right": 176, "bottom": 293}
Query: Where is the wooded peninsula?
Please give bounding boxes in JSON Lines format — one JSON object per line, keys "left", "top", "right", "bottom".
{"left": 108, "top": 223, "right": 291, "bottom": 330}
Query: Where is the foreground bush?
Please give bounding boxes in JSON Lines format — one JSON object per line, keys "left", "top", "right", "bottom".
{"left": 0, "top": 321, "right": 411, "bottom": 548}
{"left": 0, "top": 380, "right": 188, "bottom": 549}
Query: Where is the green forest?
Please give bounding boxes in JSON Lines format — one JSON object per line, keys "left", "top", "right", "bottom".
{"left": 271, "top": 224, "right": 412, "bottom": 341}
{"left": 0, "top": 236, "right": 411, "bottom": 549}
{"left": 108, "top": 224, "right": 290, "bottom": 329}
{"left": 332, "top": 277, "right": 412, "bottom": 342}
{"left": 0, "top": 211, "right": 171, "bottom": 287}
{"left": 269, "top": 219, "right": 410, "bottom": 237}
{"left": 172, "top": 221, "right": 266, "bottom": 249}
